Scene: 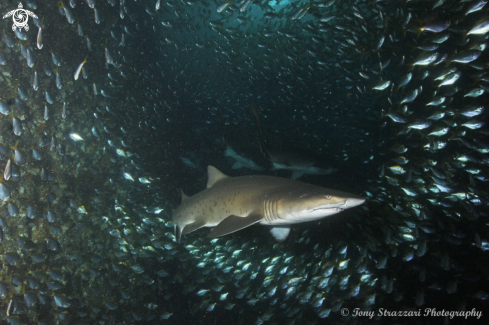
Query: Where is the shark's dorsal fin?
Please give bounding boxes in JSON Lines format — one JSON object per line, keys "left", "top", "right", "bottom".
{"left": 180, "top": 189, "right": 189, "bottom": 202}
{"left": 207, "top": 166, "right": 229, "bottom": 188}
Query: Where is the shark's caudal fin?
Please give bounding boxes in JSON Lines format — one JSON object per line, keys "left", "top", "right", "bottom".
{"left": 207, "top": 214, "right": 263, "bottom": 238}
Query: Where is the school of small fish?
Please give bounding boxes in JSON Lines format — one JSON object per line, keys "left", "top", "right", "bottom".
{"left": 0, "top": 0, "right": 488, "bottom": 324}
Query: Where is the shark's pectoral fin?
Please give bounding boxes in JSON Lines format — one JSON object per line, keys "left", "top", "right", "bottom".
{"left": 207, "top": 214, "right": 263, "bottom": 239}
{"left": 232, "top": 161, "right": 243, "bottom": 169}
{"left": 269, "top": 226, "right": 291, "bottom": 242}
{"left": 181, "top": 220, "right": 207, "bottom": 236}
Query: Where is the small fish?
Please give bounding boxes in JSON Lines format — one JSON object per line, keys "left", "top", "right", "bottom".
{"left": 389, "top": 166, "right": 406, "bottom": 175}
{"left": 428, "top": 127, "right": 449, "bottom": 136}
{"left": 139, "top": 177, "right": 151, "bottom": 184}
{"left": 52, "top": 52, "right": 61, "bottom": 66}
{"left": 62, "top": 102, "right": 68, "bottom": 118}
{"left": 87, "top": 0, "right": 96, "bottom": 9}
{"left": 45, "top": 91, "right": 54, "bottom": 104}
{"left": 0, "top": 51, "right": 7, "bottom": 65}
{"left": 2, "top": 33, "right": 15, "bottom": 48}
{"left": 431, "top": 32, "right": 450, "bottom": 43}
{"left": 426, "top": 96, "right": 445, "bottom": 106}
{"left": 86, "top": 36, "right": 92, "bottom": 51}
{"left": 427, "top": 111, "right": 445, "bottom": 120}
{"left": 94, "top": 8, "right": 101, "bottom": 24}
{"left": 420, "top": 19, "right": 450, "bottom": 33}
{"left": 291, "top": 6, "right": 309, "bottom": 20}
{"left": 217, "top": 1, "right": 232, "bottom": 13}
{"left": 14, "top": 28, "right": 28, "bottom": 40}
{"left": 359, "top": 71, "right": 370, "bottom": 79}
{"left": 391, "top": 144, "right": 408, "bottom": 154}
{"left": 320, "top": 15, "right": 336, "bottom": 23}
{"left": 413, "top": 52, "right": 439, "bottom": 66}
{"left": 408, "top": 120, "right": 432, "bottom": 130}
{"left": 448, "top": 50, "right": 481, "bottom": 65}
{"left": 239, "top": 0, "right": 251, "bottom": 12}
{"left": 101, "top": 89, "right": 111, "bottom": 98}
{"left": 460, "top": 106, "right": 484, "bottom": 117}
{"left": 373, "top": 80, "right": 391, "bottom": 90}
{"left": 376, "top": 35, "right": 385, "bottom": 51}
{"left": 26, "top": 49, "right": 34, "bottom": 68}
{"left": 462, "top": 120, "right": 484, "bottom": 129}
{"left": 63, "top": 3, "right": 75, "bottom": 24}
{"left": 119, "top": 34, "right": 125, "bottom": 47}
{"left": 105, "top": 47, "right": 114, "bottom": 65}
{"left": 56, "top": 71, "right": 63, "bottom": 89}
{"left": 466, "top": 0, "right": 488, "bottom": 15}
{"left": 14, "top": 148, "right": 25, "bottom": 166}
{"left": 3, "top": 159, "right": 11, "bottom": 181}
{"left": 69, "top": 133, "right": 83, "bottom": 141}
{"left": 392, "top": 156, "right": 409, "bottom": 165}
{"left": 400, "top": 88, "right": 419, "bottom": 104}
{"left": 33, "top": 71, "right": 39, "bottom": 91}
{"left": 123, "top": 172, "right": 134, "bottom": 181}
{"left": 417, "top": 43, "right": 438, "bottom": 51}
{"left": 12, "top": 117, "right": 22, "bottom": 136}
{"left": 438, "top": 72, "right": 461, "bottom": 86}
{"left": 383, "top": 112, "right": 408, "bottom": 123}
{"left": 467, "top": 17, "right": 489, "bottom": 35}
{"left": 0, "top": 99, "right": 11, "bottom": 115}
{"left": 37, "top": 23, "right": 43, "bottom": 49}
{"left": 74, "top": 56, "right": 87, "bottom": 80}
{"left": 81, "top": 66, "right": 88, "bottom": 79}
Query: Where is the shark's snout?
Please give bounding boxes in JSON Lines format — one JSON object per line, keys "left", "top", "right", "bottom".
{"left": 345, "top": 197, "right": 366, "bottom": 208}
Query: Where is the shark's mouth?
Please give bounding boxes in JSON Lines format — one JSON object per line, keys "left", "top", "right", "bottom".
{"left": 311, "top": 207, "right": 345, "bottom": 213}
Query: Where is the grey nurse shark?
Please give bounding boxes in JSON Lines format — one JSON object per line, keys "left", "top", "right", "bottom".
{"left": 173, "top": 166, "right": 365, "bottom": 242}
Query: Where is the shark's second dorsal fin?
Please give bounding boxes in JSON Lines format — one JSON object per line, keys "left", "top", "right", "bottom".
{"left": 180, "top": 189, "right": 189, "bottom": 202}
{"left": 207, "top": 166, "right": 228, "bottom": 188}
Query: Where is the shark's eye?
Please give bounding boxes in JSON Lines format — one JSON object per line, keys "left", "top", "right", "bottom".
{"left": 325, "top": 195, "right": 331, "bottom": 200}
